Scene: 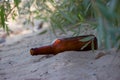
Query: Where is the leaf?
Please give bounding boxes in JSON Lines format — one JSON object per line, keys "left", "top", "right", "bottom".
{"left": 117, "top": 44, "right": 120, "bottom": 51}
{"left": 14, "top": 0, "right": 21, "bottom": 8}
{"left": 5, "top": 25, "right": 10, "bottom": 35}
{"left": 0, "top": 6, "right": 5, "bottom": 29}
{"left": 58, "top": 10, "right": 74, "bottom": 24}
{"left": 38, "top": 30, "right": 47, "bottom": 35}
{"left": 80, "top": 36, "right": 94, "bottom": 42}
{"left": 78, "top": 13, "right": 84, "bottom": 22}
{"left": 81, "top": 41, "right": 91, "bottom": 50}
{"left": 84, "top": 1, "right": 91, "bottom": 15}
{"left": 91, "top": 40, "right": 95, "bottom": 52}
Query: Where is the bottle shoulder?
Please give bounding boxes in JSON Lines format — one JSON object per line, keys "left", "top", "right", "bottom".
{"left": 52, "top": 39, "right": 61, "bottom": 45}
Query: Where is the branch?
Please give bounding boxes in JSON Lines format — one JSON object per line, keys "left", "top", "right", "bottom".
{"left": 6, "top": 4, "right": 17, "bottom": 19}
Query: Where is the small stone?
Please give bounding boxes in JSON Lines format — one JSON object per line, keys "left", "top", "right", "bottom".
{"left": 90, "top": 62, "right": 93, "bottom": 64}
{"left": 95, "top": 52, "right": 106, "bottom": 59}
{"left": 93, "top": 73, "right": 96, "bottom": 76}
{"left": 0, "top": 38, "right": 5, "bottom": 44}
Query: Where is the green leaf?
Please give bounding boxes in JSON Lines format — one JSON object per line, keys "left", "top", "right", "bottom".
{"left": 78, "top": 13, "right": 84, "bottom": 21}
{"left": 91, "top": 40, "right": 95, "bottom": 52}
{"left": 38, "top": 30, "right": 47, "bottom": 35}
{"left": 0, "top": 6, "right": 5, "bottom": 29}
{"left": 85, "top": 2, "right": 91, "bottom": 11}
{"left": 14, "top": 0, "right": 21, "bottom": 8}
{"left": 80, "top": 36, "right": 94, "bottom": 42}
{"left": 5, "top": 25, "right": 10, "bottom": 35}
{"left": 58, "top": 10, "right": 74, "bottom": 24}
{"left": 81, "top": 41, "right": 91, "bottom": 50}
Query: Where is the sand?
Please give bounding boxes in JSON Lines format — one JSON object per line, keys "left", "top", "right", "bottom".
{"left": 0, "top": 24, "right": 120, "bottom": 80}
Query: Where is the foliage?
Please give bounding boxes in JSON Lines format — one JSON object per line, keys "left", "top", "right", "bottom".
{"left": 0, "top": 0, "right": 21, "bottom": 34}
{"left": 91, "top": 0, "right": 120, "bottom": 49}
{"left": 0, "top": 0, "right": 120, "bottom": 49}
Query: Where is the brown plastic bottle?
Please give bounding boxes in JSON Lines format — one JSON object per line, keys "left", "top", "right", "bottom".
{"left": 30, "top": 35, "right": 97, "bottom": 55}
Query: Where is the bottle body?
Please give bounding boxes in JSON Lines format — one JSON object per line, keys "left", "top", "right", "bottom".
{"left": 30, "top": 35, "right": 97, "bottom": 55}
{"left": 52, "top": 35, "right": 97, "bottom": 54}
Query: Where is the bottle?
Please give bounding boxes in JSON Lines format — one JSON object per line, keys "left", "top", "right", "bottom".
{"left": 30, "top": 35, "right": 97, "bottom": 55}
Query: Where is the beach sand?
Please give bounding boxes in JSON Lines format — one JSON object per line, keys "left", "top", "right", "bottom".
{"left": 0, "top": 23, "right": 120, "bottom": 80}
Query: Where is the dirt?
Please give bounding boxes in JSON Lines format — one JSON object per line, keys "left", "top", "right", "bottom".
{"left": 0, "top": 29, "right": 119, "bottom": 80}
{"left": 0, "top": 21, "right": 120, "bottom": 80}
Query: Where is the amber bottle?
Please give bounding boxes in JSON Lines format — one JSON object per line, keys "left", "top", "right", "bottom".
{"left": 30, "top": 35, "right": 97, "bottom": 55}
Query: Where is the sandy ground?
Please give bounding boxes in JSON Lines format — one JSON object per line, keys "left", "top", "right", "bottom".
{"left": 0, "top": 24, "right": 120, "bottom": 80}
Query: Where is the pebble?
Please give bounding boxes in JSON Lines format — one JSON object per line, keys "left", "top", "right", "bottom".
{"left": 0, "top": 38, "right": 5, "bottom": 44}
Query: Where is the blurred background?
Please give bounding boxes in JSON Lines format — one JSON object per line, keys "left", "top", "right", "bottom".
{"left": 0, "top": 0, "right": 120, "bottom": 50}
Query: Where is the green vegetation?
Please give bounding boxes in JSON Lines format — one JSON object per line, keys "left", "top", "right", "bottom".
{"left": 0, "top": 0, "right": 21, "bottom": 34}
{"left": 0, "top": 0, "right": 120, "bottom": 49}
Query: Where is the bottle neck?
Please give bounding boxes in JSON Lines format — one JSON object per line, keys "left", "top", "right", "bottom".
{"left": 30, "top": 45, "right": 54, "bottom": 55}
